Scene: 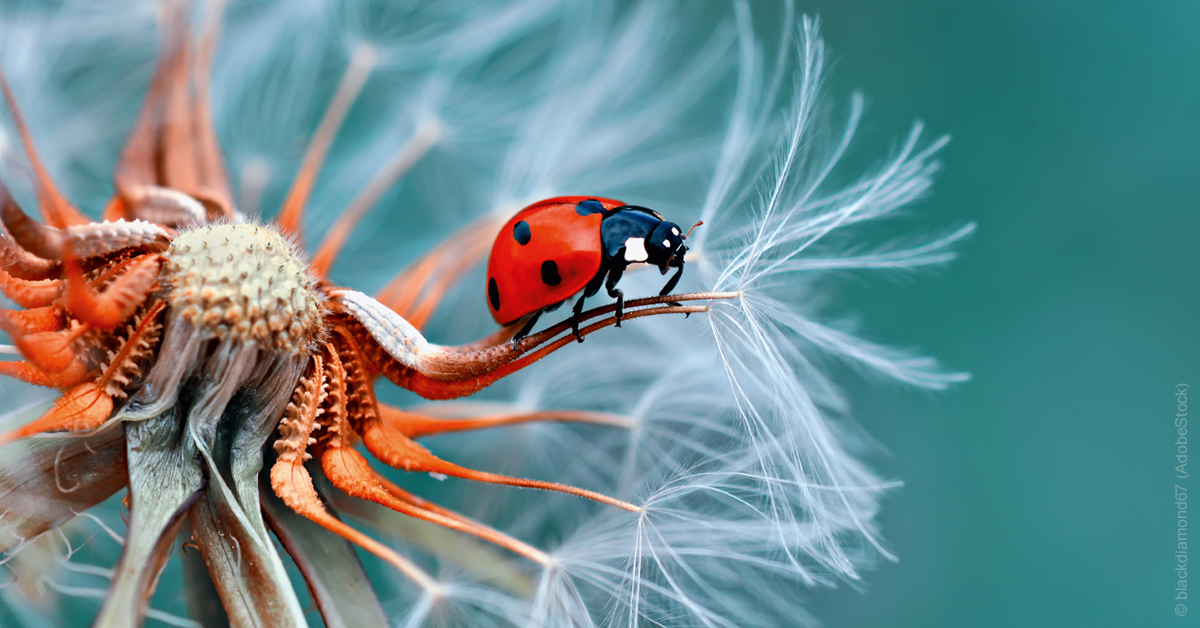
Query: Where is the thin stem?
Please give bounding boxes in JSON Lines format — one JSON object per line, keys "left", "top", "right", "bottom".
{"left": 517, "top": 291, "right": 739, "bottom": 352}
{"left": 276, "top": 46, "right": 378, "bottom": 238}
{"left": 311, "top": 119, "right": 442, "bottom": 278}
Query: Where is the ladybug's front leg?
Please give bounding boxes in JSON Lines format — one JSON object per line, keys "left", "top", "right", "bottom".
{"left": 604, "top": 266, "right": 626, "bottom": 327}
{"left": 659, "top": 253, "right": 685, "bottom": 298}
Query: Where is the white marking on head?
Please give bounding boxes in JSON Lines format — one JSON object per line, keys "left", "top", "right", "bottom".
{"left": 624, "top": 237, "right": 649, "bottom": 262}
{"left": 662, "top": 239, "right": 672, "bottom": 248}
{"left": 671, "top": 226, "right": 680, "bottom": 236}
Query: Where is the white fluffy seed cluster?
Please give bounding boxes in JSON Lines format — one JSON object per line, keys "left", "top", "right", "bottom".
{"left": 162, "top": 224, "right": 322, "bottom": 353}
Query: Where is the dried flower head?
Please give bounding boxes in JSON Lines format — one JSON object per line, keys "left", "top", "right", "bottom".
{"left": 0, "top": 1, "right": 970, "bottom": 627}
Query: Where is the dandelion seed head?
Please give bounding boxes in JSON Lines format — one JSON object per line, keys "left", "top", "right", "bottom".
{"left": 164, "top": 223, "right": 324, "bottom": 352}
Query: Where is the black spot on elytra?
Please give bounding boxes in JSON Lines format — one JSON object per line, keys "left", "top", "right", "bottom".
{"left": 575, "top": 199, "right": 604, "bottom": 216}
{"left": 541, "top": 260, "right": 562, "bottom": 286}
{"left": 488, "top": 277, "right": 501, "bottom": 310}
{"left": 512, "top": 220, "right": 531, "bottom": 245}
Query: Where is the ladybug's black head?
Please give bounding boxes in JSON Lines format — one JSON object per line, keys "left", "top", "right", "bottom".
{"left": 600, "top": 206, "right": 689, "bottom": 274}
{"left": 644, "top": 220, "right": 687, "bottom": 274}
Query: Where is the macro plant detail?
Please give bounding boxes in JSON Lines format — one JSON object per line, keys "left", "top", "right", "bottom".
{"left": 0, "top": 1, "right": 972, "bottom": 627}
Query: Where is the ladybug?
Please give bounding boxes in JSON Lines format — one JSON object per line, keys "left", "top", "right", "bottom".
{"left": 486, "top": 196, "right": 694, "bottom": 346}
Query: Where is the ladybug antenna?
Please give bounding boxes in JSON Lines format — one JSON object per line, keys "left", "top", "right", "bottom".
{"left": 684, "top": 220, "right": 703, "bottom": 240}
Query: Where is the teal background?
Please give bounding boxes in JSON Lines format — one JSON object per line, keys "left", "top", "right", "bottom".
{"left": 797, "top": 1, "right": 1198, "bottom": 626}
{"left": 1, "top": 1, "right": 1194, "bottom": 626}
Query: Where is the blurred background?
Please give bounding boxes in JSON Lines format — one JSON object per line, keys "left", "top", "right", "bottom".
{"left": 797, "top": 1, "right": 1197, "bottom": 626}
{"left": 0, "top": 1, "right": 1193, "bottom": 626}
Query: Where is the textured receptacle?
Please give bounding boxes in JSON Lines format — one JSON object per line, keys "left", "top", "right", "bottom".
{"left": 89, "top": 223, "right": 319, "bottom": 627}
{"left": 163, "top": 224, "right": 323, "bottom": 353}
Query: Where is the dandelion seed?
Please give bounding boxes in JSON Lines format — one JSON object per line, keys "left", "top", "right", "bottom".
{"left": 0, "top": 1, "right": 968, "bottom": 627}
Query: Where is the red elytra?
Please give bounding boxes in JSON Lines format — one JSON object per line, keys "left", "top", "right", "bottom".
{"left": 486, "top": 196, "right": 623, "bottom": 325}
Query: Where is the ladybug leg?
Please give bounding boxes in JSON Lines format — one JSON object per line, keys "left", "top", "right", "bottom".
{"left": 660, "top": 256, "right": 686, "bottom": 310}
{"left": 569, "top": 296, "right": 587, "bottom": 342}
{"left": 569, "top": 270, "right": 607, "bottom": 342}
{"left": 510, "top": 309, "right": 543, "bottom": 351}
{"left": 657, "top": 258, "right": 686, "bottom": 297}
{"left": 604, "top": 266, "right": 626, "bottom": 327}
